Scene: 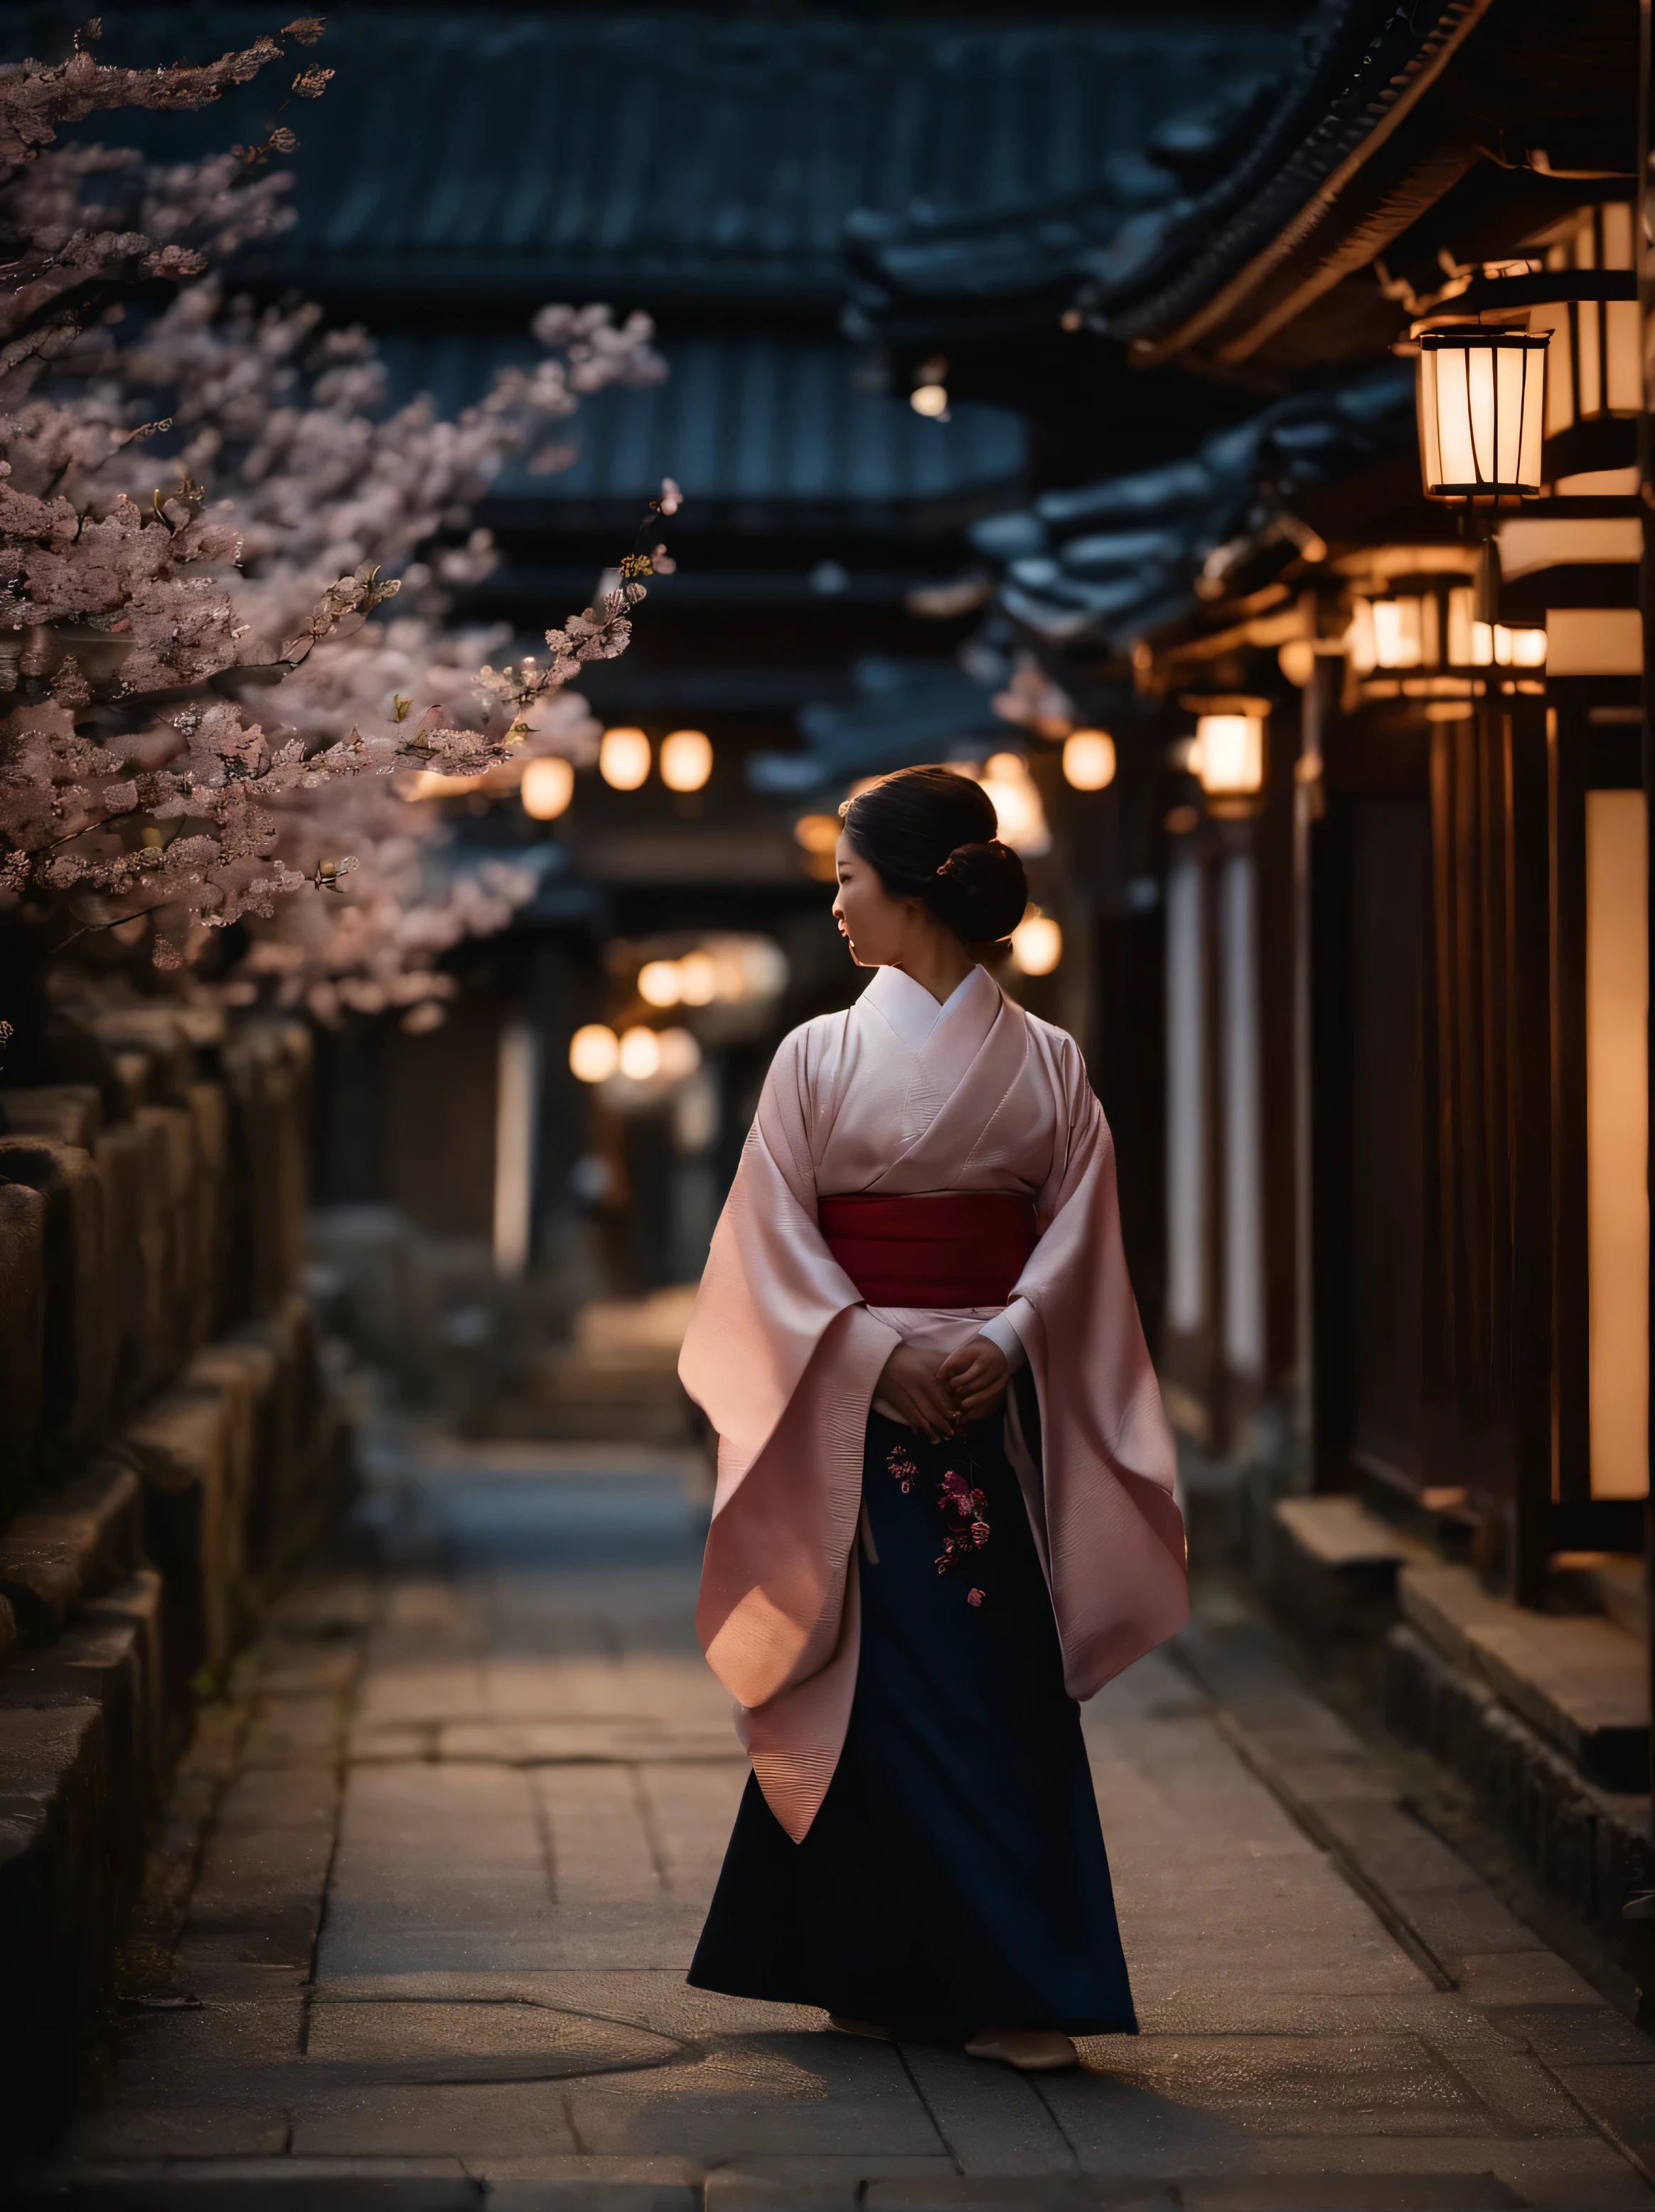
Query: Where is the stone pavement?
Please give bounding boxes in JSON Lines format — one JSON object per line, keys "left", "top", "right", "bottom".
{"left": 18, "top": 1437, "right": 1655, "bottom": 2211}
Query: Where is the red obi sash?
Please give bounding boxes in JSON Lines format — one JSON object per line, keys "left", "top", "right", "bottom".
{"left": 818, "top": 1192, "right": 1037, "bottom": 1309}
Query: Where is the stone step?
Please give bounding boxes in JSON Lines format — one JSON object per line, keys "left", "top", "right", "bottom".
{"left": 0, "top": 1702, "right": 114, "bottom": 2144}
{"left": 1401, "top": 1563, "right": 1649, "bottom": 1792}
{"left": 1260, "top": 1492, "right": 1432, "bottom": 1640}
{"left": 0, "top": 1461, "right": 144, "bottom": 1645}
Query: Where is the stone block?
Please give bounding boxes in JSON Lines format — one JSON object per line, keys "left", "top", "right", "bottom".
{"left": 0, "top": 1703, "right": 114, "bottom": 2143}
{"left": 132, "top": 1104, "right": 196, "bottom": 1391}
{"left": 95, "top": 1119, "right": 149, "bottom": 1422}
{"left": 1263, "top": 1494, "right": 1430, "bottom": 1641}
{"left": 0, "top": 1602, "right": 153, "bottom": 1900}
{"left": 80, "top": 1565, "right": 173, "bottom": 1820}
{"left": 0, "top": 1181, "right": 46, "bottom": 1513}
{"left": 0, "top": 1083, "right": 103, "bottom": 1149}
{"left": 1402, "top": 1563, "right": 1649, "bottom": 1792}
{"left": 0, "top": 1460, "right": 143, "bottom": 1644}
{"left": 0, "top": 1133, "right": 109, "bottom": 1455}
{"left": 85, "top": 1008, "right": 196, "bottom": 1105}
{"left": 122, "top": 1387, "right": 237, "bottom": 1687}
{"left": 183, "top": 1341, "right": 279, "bottom": 1581}
{"left": 224, "top": 1021, "right": 311, "bottom": 1318}
{"left": 235, "top": 1294, "right": 328, "bottom": 1547}
{"left": 1385, "top": 1621, "right": 1654, "bottom": 1956}
{"left": 184, "top": 1080, "right": 230, "bottom": 1348}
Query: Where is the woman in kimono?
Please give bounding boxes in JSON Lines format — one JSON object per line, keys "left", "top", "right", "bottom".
{"left": 680, "top": 766, "right": 1187, "bottom": 2072}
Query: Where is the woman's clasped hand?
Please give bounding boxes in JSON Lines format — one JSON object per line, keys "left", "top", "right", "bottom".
{"left": 876, "top": 1336, "right": 1010, "bottom": 1441}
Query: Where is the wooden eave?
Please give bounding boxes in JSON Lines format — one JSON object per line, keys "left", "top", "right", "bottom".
{"left": 1114, "top": 0, "right": 1635, "bottom": 383}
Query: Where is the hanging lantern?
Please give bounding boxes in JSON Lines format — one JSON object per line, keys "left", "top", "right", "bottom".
{"left": 520, "top": 756, "right": 574, "bottom": 821}
{"left": 1418, "top": 327, "right": 1548, "bottom": 501}
{"left": 660, "top": 728, "right": 712, "bottom": 793}
{"left": 599, "top": 726, "right": 651, "bottom": 790}
{"left": 569, "top": 1025, "right": 620, "bottom": 1083}
{"left": 1369, "top": 594, "right": 1439, "bottom": 670}
{"left": 1190, "top": 704, "right": 1268, "bottom": 807}
{"left": 1061, "top": 729, "right": 1116, "bottom": 790}
{"left": 1010, "top": 911, "right": 1062, "bottom": 975}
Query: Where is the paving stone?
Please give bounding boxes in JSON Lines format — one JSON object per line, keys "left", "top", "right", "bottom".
{"left": 563, "top": 2034, "right": 945, "bottom": 2159}
{"left": 13, "top": 2168, "right": 482, "bottom": 2207}
{"left": 861, "top": 2182, "right": 1108, "bottom": 2211}
{"left": 702, "top": 2157, "right": 960, "bottom": 2210}
{"left": 1453, "top": 1951, "right": 1606, "bottom": 2007}
{"left": 318, "top": 1762, "right": 559, "bottom": 1976}
{"left": 1544, "top": 2063, "right": 1655, "bottom": 2171}
{"left": 896, "top": 2041, "right": 1080, "bottom": 2175}
{"left": 180, "top": 1806, "right": 335, "bottom": 1965}
{"left": 486, "top": 2182, "right": 699, "bottom": 2212}
{"left": 1484, "top": 2002, "right": 1655, "bottom": 2068}
{"left": 1176, "top": 2179, "right": 1521, "bottom": 2210}
{"left": 289, "top": 2081, "right": 582, "bottom": 2158}
{"left": 1045, "top": 2035, "right": 1496, "bottom": 2166}
{"left": 304, "top": 1998, "right": 680, "bottom": 2083}
{"left": 1387, "top": 1887, "right": 1547, "bottom": 1967}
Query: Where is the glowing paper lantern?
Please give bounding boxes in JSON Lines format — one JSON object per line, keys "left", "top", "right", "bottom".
{"left": 910, "top": 383, "right": 948, "bottom": 417}
{"left": 599, "top": 726, "right": 651, "bottom": 790}
{"left": 660, "top": 729, "right": 712, "bottom": 792}
{"left": 637, "top": 960, "right": 682, "bottom": 1008}
{"left": 1062, "top": 729, "right": 1116, "bottom": 791}
{"left": 618, "top": 1026, "right": 661, "bottom": 1080}
{"left": 569, "top": 1025, "right": 619, "bottom": 1083}
{"left": 976, "top": 753, "right": 1051, "bottom": 857}
{"left": 676, "top": 952, "right": 717, "bottom": 1006}
{"left": 520, "top": 756, "right": 574, "bottom": 820}
{"left": 1010, "top": 913, "right": 1062, "bottom": 976}
{"left": 1418, "top": 328, "right": 1548, "bottom": 500}
{"left": 1193, "top": 714, "right": 1265, "bottom": 798}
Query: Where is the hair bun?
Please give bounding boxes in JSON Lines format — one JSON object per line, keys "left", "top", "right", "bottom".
{"left": 929, "top": 838, "right": 1027, "bottom": 945}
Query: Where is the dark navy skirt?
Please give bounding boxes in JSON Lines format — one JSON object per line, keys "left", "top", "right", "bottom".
{"left": 687, "top": 1409, "right": 1137, "bottom": 2034}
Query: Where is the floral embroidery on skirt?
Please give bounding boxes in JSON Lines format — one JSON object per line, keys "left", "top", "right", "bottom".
{"left": 885, "top": 1444, "right": 990, "bottom": 1582}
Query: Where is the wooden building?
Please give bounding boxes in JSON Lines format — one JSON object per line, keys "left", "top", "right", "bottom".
{"left": 861, "top": 0, "right": 1651, "bottom": 1918}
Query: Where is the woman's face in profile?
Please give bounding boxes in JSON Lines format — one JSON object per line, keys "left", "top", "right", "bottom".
{"left": 832, "top": 834, "right": 914, "bottom": 969}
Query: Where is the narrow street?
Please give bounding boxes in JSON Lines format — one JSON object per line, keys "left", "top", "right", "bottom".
{"left": 34, "top": 1440, "right": 1655, "bottom": 2211}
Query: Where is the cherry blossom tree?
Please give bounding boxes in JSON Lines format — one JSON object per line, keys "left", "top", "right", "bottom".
{"left": 0, "top": 20, "right": 673, "bottom": 1034}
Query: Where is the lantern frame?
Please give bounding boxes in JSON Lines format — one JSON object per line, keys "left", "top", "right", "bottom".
{"left": 1417, "top": 326, "right": 1549, "bottom": 502}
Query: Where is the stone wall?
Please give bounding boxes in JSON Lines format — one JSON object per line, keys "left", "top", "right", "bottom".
{"left": 0, "top": 1006, "right": 345, "bottom": 2141}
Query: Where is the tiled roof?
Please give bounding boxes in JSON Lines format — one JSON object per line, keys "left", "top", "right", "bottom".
{"left": 973, "top": 366, "right": 1416, "bottom": 651}
{"left": 80, "top": 10, "right": 1291, "bottom": 309}
{"left": 383, "top": 332, "right": 1028, "bottom": 517}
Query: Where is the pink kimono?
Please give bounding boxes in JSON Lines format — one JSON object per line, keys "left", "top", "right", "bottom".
{"left": 680, "top": 961, "right": 1189, "bottom": 1845}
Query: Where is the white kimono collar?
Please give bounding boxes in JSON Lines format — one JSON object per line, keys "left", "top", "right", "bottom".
{"left": 859, "top": 960, "right": 997, "bottom": 1053}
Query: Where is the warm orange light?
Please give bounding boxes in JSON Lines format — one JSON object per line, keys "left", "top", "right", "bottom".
{"left": 1062, "top": 730, "right": 1116, "bottom": 791}
{"left": 660, "top": 729, "right": 712, "bottom": 793}
{"left": 599, "top": 727, "right": 651, "bottom": 790}
{"left": 794, "top": 813, "right": 840, "bottom": 854}
{"left": 1193, "top": 714, "right": 1265, "bottom": 797}
{"left": 569, "top": 1025, "right": 619, "bottom": 1083}
{"left": 1010, "top": 912, "right": 1062, "bottom": 976}
{"left": 520, "top": 756, "right": 574, "bottom": 820}
{"left": 637, "top": 960, "right": 682, "bottom": 1008}
{"left": 618, "top": 1025, "right": 662, "bottom": 1080}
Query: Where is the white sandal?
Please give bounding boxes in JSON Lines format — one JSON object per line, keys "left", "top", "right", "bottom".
{"left": 964, "top": 2026, "right": 1078, "bottom": 2071}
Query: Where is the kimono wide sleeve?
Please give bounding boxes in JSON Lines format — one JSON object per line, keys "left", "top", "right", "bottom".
{"left": 1009, "top": 1033, "right": 1189, "bottom": 1701}
{"left": 679, "top": 1025, "right": 901, "bottom": 1840}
